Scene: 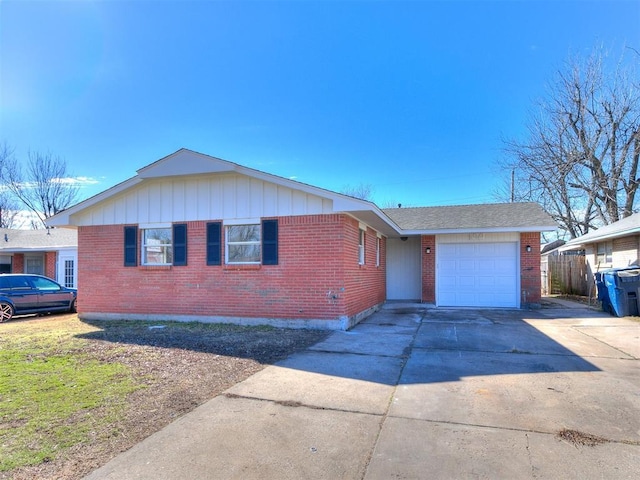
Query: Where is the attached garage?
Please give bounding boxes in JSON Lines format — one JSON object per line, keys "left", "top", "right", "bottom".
{"left": 383, "top": 203, "right": 557, "bottom": 309}
{"left": 437, "top": 241, "right": 519, "bottom": 307}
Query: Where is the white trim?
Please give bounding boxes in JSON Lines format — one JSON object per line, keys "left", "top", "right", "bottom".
{"left": 139, "top": 222, "right": 171, "bottom": 229}
{"left": 224, "top": 218, "right": 261, "bottom": 226}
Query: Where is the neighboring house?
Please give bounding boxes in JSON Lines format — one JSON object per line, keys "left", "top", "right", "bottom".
{"left": 47, "top": 149, "right": 556, "bottom": 329}
{"left": 0, "top": 228, "right": 78, "bottom": 288}
{"left": 560, "top": 212, "right": 640, "bottom": 275}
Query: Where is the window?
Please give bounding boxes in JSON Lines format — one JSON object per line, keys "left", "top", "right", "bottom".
{"left": 136, "top": 224, "right": 187, "bottom": 266}
{"left": 376, "top": 236, "right": 380, "bottom": 267}
{"left": 226, "top": 224, "right": 261, "bottom": 264}
{"left": 358, "top": 228, "right": 365, "bottom": 265}
{"left": 0, "top": 255, "right": 11, "bottom": 274}
{"left": 596, "top": 241, "right": 613, "bottom": 265}
{"left": 64, "top": 259, "right": 75, "bottom": 288}
{"left": 223, "top": 220, "right": 279, "bottom": 265}
{"left": 30, "top": 276, "right": 61, "bottom": 291}
{"left": 25, "top": 254, "right": 44, "bottom": 275}
{"left": 142, "top": 228, "right": 173, "bottom": 265}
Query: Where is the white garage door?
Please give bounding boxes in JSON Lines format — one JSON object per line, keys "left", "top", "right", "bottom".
{"left": 437, "top": 242, "right": 518, "bottom": 307}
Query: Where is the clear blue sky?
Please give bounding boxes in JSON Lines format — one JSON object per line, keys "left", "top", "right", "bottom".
{"left": 1, "top": 0, "right": 638, "bottom": 208}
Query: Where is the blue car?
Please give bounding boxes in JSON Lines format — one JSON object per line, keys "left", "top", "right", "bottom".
{"left": 0, "top": 274, "right": 77, "bottom": 322}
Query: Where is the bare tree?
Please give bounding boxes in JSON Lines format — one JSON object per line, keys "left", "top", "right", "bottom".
{"left": 498, "top": 46, "right": 640, "bottom": 238}
{"left": 0, "top": 145, "right": 80, "bottom": 228}
{"left": 340, "top": 182, "right": 375, "bottom": 201}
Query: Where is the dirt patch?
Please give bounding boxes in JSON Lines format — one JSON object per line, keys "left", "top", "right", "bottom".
{"left": 3, "top": 316, "right": 329, "bottom": 480}
{"left": 556, "top": 428, "right": 609, "bottom": 447}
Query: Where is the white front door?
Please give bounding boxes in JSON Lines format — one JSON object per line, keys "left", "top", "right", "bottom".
{"left": 437, "top": 242, "right": 519, "bottom": 307}
{"left": 58, "top": 252, "right": 78, "bottom": 288}
{"left": 386, "top": 237, "right": 422, "bottom": 300}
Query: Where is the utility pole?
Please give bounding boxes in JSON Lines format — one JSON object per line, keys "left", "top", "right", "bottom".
{"left": 510, "top": 169, "right": 515, "bottom": 202}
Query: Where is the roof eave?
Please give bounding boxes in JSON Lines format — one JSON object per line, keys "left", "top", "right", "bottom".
{"left": 396, "top": 225, "right": 558, "bottom": 236}
{"left": 562, "top": 226, "right": 640, "bottom": 248}
{"left": 46, "top": 177, "right": 143, "bottom": 227}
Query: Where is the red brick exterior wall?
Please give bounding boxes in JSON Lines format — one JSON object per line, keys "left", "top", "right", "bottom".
{"left": 341, "top": 217, "right": 386, "bottom": 318}
{"left": 77, "top": 214, "right": 385, "bottom": 326}
{"left": 421, "top": 235, "right": 436, "bottom": 303}
{"left": 45, "top": 252, "right": 57, "bottom": 280}
{"left": 12, "top": 254, "right": 24, "bottom": 273}
{"left": 520, "top": 232, "right": 541, "bottom": 306}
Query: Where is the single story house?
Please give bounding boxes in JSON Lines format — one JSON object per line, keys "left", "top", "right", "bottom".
{"left": 560, "top": 212, "right": 640, "bottom": 274}
{"left": 47, "top": 149, "right": 556, "bottom": 329}
{"left": 0, "top": 227, "right": 78, "bottom": 288}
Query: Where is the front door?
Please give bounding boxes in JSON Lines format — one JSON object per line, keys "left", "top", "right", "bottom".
{"left": 386, "top": 237, "right": 422, "bottom": 300}
{"left": 58, "top": 253, "right": 78, "bottom": 288}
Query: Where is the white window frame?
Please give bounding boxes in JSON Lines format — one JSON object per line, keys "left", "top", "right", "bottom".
{"left": 225, "top": 221, "right": 261, "bottom": 265}
{"left": 141, "top": 223, "right": 173, "bottom": 266}
{"left": 376, "top": 236, "right": 381, "bottom": 267}
{"left": 358, "top": 228, "right": 366, "bottom": 265}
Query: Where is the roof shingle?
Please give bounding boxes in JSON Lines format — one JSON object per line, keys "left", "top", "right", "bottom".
{"left": 383, "top": 202, "right": 556, "bottom": 232}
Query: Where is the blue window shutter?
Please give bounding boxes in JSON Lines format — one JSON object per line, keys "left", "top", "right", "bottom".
{"left": 124, "top": 226, "right": 138, "bottom": 267}
{"left": 173, "top": 224, "right": 187, "bottom": 266}
{"left": 206, "top": 222, "right": 221, "bottom": 266}
{"left": 262, "top": 219, "right": 278, "bottom": 265}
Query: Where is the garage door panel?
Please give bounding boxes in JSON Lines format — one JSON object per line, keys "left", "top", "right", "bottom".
{"left": 458, "top": 276, "right": 476, "bottom": 287}
{"left": 440, "top": 259, "right": 457, "bottom": 270}
{"left": 437, "top": 242, "right": 518, "bottom": 308}
{"left": 477, "top": 259, "right": 497, "bottom": 270}
{"left": 495, "top": 276, "right": 516, "bottom": 288}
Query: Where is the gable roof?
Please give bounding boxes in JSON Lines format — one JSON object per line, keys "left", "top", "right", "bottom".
{"left": 561, "top": 212, "right": 640, "bottom": 251}
{"left": 0, "top": 228, "right": 77, "bottom": 253}
{"left": 383, "top": 202, "right": 556, "bottom": 234}
{"left": 46, "top": 148, "right": 401, "bottom": 236}
{"left": 47, "top": 148, "right": 556, "bottom": 237}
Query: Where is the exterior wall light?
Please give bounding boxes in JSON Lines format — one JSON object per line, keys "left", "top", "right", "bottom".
{"left": 525, "top": 245, "right": 532, "bottom": 252}
{"left": 425, "top": 247, "right": 431, "bottom": 254}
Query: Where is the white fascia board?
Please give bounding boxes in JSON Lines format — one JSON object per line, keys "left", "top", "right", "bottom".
{"left": 563, "top": 226, "right": 640, "bottom": 248}
{"left": 558, "top": 242, "right": 586, "bottom": 252}
{"left": 46, "top": 177, "right": 143, "bottom": 227}
{"left": 0, "top": 247, "right": 72, "bottom": 253}
{"left": 396, "top": 225, "right": 558, "bottom": 236}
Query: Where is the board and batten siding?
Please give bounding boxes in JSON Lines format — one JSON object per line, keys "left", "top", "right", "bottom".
{"left": 72, "top": 173, "right": 334, "bottom": 226}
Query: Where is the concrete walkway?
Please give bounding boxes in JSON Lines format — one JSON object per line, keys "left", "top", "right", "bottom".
{"left": 86, "top": 302, "right": 640, "bottom": 479}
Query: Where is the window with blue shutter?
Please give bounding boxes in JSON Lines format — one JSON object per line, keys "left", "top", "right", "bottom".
{"left": 262, "top": 219, "right": 278, "bottom": 265}
{"left": 124, "top": 226, "right": 138, "bottom": 267}
{"left": 206, "top": 222, "right": 222, "bottom": 265}
{"left": 173, "top": 224, "right": 187, "bottom": 266}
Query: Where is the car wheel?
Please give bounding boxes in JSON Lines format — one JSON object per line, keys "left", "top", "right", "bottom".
{"left": 69, "top": 298, "right": 77, "bottom": 313}
{"left": 0, "top": 302, "right": 14, "bottom": 322}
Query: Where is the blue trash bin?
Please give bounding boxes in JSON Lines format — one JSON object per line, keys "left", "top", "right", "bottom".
{"left": 600, "top": 267, "right": 640, "bottom": 317}
{"left": 595, "top": 271, "right": 611, "bottom": 313}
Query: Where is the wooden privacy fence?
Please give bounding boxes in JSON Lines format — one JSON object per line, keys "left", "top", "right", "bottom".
{"left": 543, "top": 255, "right": 589, "bottom": 296}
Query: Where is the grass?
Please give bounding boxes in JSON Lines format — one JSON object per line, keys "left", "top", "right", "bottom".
{"left": 0, "top": 316, "right": 142, "bottom": 472}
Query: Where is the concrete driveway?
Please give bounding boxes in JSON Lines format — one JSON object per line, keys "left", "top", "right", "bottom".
{"left": 86, "top": 301, "right": 640, "bottom": 479}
